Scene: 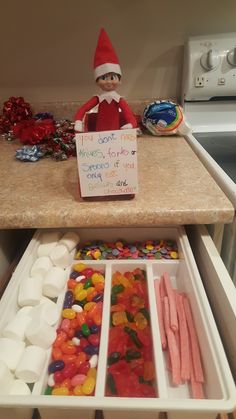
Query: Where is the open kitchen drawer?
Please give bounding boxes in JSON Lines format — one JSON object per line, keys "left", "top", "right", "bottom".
{"left": 0, "top": 226, "right": 235, "bottom": 419}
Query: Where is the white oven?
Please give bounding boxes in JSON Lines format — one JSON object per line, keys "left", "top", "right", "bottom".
{"left": 182, "top": 33, "right": 236, "bottom": 284}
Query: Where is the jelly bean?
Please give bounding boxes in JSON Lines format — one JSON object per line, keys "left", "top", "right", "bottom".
{"left": 84, "top": 302, "right": 96, "bottom": 312}
{"left": 75, "top": 352, "right": 87, "bottom": 368}
{"left": 76, "top": 312, "right": 87, "bottom": 326}
{"left": 93, "top": 312, "right": 102, "bottom": 326}
{"left": 92, "top": 293, "right": 103, "bottom": 302}
{"left": 84, "top": 279, "right": 92, "bottom": 289}
{"left": 76, "top": 275, "right": 86, "bottom": 282}
{"left": 61, "top": 378, "right": 72, "bottom": 390}
{"left": 78, "top": 361, "right": 90, "bottom": 375}
{"left": 73, "top": 263, "right": 87, "bottom": 272}
{"left": 90, "top": 324, "right": 100, "bottom": 334}
{"left": 71, "top": 374, "right": 87, "bottom": 387}
{"left": 63, "top": 290, "right": 74, "bottom": 309}
{"left": 67, "top": 278, "right": 77, "bottom": 289}
{"left": 62, "top": 362, "right": 77, "bottom": 379}
{"left": 87, "top": 290, "right": 97, "bottom": 302}
{"left": 76, "top": 290, "right": 87, "bottom": 301}
{"left": 82, "top": 377, "right": 95, "bottom": 395}
{"left": 52, "top": 347, "right": 63, "bottom": 360}
{"left": 67, "top": 328, "right": 76, "bottom": 339}
{"left": 87, "top": 368, "right": 97, "bottom": 379}
{"left": 88, "top": 354, "right": 98, "bottom": 368}
{"left": 60, "top": 319, "right": 71, "bottom": 333}
{"left": 44, "top": 386, "right": 52, "bottom": 395}
{"left": 81, "top": 323, "right": 90, "bottom": 337}
{"left": 54, "top": 371, "right": 65, "bottom": 384}
{"left": 73, "top": 384, "right": 83, "bottom": 396}
{"left": 94, "top": 282, "right": 104, "bottom": 292}
{"left": 71, "top": 304, "right": 83, "bottom": 313}
{"left": 74, "top": 283, "right": 84, "bottom": 294}
{"left": 86, "top": 286, "right": 96, "bottom": 296}
{"left": 62, "top": 354, "right": 77, "bottom": 364}
{"left": 53, "top": 331, "right": 67, "bottom": 347}
{"left": 70, "top": 271, "right": 80, "bottom": 280}
{"left": 84, "top": 345, "right": 99, "bottom": 355}
{"left": 61, "top": 341, "right": 77, "bottom": 355}
{"left": 48, "top": 360, "right": 65, "bottom": 374}
{"left": 111, "top": 294, "right": 117, "bottom": 305}
{"left": 80, "top": 268, "right": 92, "bottom": 278}
{"left": 72, "top": 337, "right": 80, "bottom": 346}
{"left": 70, "top": 318, "right": 78, "bottom": 329}
{"left": 47, "top": 374, "right": 55, "bottom": 387}
{"left": 62, "top": 308, "right": 76, "bottom": 320}
{"left": 91, "top": 273, "right": 104, "bottom": 285}
{"left": 88, "top": 334, "right": 99, "bottom": 346}
{"left": 108, "top": 352, "right": 121, "bottom": 365}
{"left": 52, "top": 387, "right": 69, "bottom": 396}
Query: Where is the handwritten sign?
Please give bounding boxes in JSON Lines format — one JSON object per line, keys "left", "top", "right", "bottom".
{"left": 76, "top": 129, "right": 138, "bottom": 197}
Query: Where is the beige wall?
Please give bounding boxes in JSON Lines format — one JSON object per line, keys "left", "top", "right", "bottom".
{"left": 1, "top": 0, "right": 236, "bottom": 104}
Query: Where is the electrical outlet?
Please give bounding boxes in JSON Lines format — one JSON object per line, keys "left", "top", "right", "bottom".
{"left": 195, "top": 75, "right": 205, "bottom": 87}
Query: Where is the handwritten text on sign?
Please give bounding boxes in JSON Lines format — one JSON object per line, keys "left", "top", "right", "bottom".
{"left": 76, "top": 129, "right": 138, "bottom": 197}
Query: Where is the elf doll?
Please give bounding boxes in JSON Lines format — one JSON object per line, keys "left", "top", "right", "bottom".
{"left": 74, "top": 28, "right": 137, "bottom": 132}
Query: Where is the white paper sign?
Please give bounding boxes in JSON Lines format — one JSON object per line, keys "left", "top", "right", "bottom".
{"left": 76, "top": 129, "right": 138, "bottom": 197}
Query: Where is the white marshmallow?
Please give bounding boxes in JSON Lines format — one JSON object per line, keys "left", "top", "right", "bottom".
{"left": 0, "top": 338, "right": 25, "bottom": 371}
{"left": 31, "top": 256, "right": 53, "bottom": 279}
{"left": 37, "top": 231, "right": 62, "bottom": 257}
{"left": 15, "top": 345, "right": 46, "bottom": 383}
{"left": 9, "top": 379, "right": 31, "bottom": 395}
{"left": 59, "top": 231, "right": 80, "bottom": 252}
{"left": 30, "top": 298, "right": 60, "bottom": 326}
{"left": 0, "top": 360, "right": 14, "bottom": 395}
{"left": 49, "top": 244, "right": 71, "bottom": 269}
{"left": 17, "top": 306, "right": 33, "bottom": 316}
{"left": 18, "top": 276, "right": 42, "bottom": 307}
{"left": 2, "top": 311, "right": 32, "bottom": 341}
{"left": 25, "top": 318, "right": 56, "bottom": 349}
{"left": 42, "top": 266, "right": 67, "bottom": 298}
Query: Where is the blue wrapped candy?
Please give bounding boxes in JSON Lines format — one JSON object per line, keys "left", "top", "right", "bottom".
{"left": 15, "top": 145, "right": 44, "bottom": 162}
{"left": 142, "top": 100, "right": 184, "bottom": 136}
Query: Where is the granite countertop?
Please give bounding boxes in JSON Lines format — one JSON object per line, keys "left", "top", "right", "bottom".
{"left": 0, "top": 135, "right": 234, "bottom": 229}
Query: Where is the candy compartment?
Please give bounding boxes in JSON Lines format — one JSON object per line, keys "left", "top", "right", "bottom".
{"left": 150, "top": 260, "right": 225, "bottom": 401}
{"left": 104, "top": 263, "right": 158, "bottom": 398}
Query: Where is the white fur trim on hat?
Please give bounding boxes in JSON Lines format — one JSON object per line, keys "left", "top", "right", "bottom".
{"left": 94, "top": 63, "right": 122, "bottom": 80}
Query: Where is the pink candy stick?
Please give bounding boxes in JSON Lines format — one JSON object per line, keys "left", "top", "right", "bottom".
{"left": 183, "top": 296, "right": 204, "bottom": 383}
{"left": 159, "top": 275, "right": 167, "bottom": 299}
{"left": 176, "top": 292, "right": 191, "bottom": 381}
{"left": 163, "top": 296, "right": 181, "bottom": 386}
{"left": 190, "top": 349, "right": 205, "bottom": 399}
{"left": 154, "top": 279, "right": 167, "bottom": 349}
{"left": 163, "top": 272, "right": 178, "bottom": 332}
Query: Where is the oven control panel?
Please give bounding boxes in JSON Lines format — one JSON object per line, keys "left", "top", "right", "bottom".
{"left": 182, "top": 33, "right": 236, "bottom": 101}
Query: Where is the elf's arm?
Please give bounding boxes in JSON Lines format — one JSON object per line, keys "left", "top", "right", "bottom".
{"left": 74, "top": 96, "right": 99, "bottom": 131}
{"left": 119, "top": 98, "right": 137, "bottom": 129}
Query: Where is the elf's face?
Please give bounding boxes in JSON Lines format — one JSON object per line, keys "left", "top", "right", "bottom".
{"left": 97, "top": 73, "right": 120, "bottom": 92}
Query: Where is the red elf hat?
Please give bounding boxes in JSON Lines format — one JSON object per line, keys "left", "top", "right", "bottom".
{"left": 93, "top": 28, "right": 122, "bottom": 80}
